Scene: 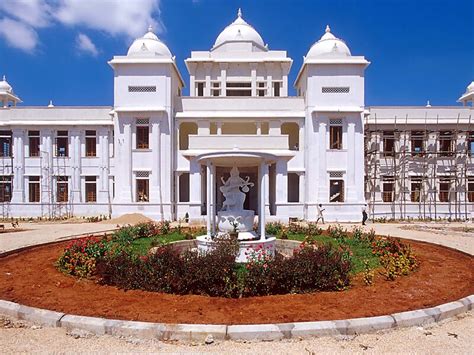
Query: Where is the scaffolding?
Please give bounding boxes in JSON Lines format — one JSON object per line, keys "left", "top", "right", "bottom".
{"left": 365, "top": 113, "right": 473, "bottom": 221}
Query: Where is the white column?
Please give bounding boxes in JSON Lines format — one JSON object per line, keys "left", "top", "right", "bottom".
{"left": 264, "top": 163, "right": 270, "bottom": 216}
{"left": 220, "top": 64, "right": 227, "bottom": 97}
{"left": 118, "top": 121, "right": 132, "bottom": 202}
{"left": 318, "top": 121, "right": 328, "bottom": 202}
{"left": 150, "top": 120, "right": 161, "bottom": 203}
{"left": 265, "top": 64, "right": 272, "bottom": 96}
{"left": 211, "top": 163, "right": 217, "bottom": 235}
{"left": 346, "top": 122, "right": 357, "bottom": 202}
{"left": 282, "top": 72, "right": 288, "bottom": 97}
{"left": 216, "top": 122, "right": 222, "bottom": 135}
{"left": 259, "top": 161, "right": 267, "bottom": 239}
{"left": 98, "top": 128, "right": 110, "bottom": 203}
{"left": 70, "top": 131, "right": 81, "bottom": 204}
{"left": 275, "top": 159, "right": 288, "bottom": 204}
{"left": 250, "top": 63, "right": 257, "bottom": 97}
{"left": 11, "top": 129, "right": 25, "bottom": 203}
{"left": 256, "top": 122, "right": 262, "bottom": 135}
{"left": 204, "top": 63, "right": 211, "bottom": 97}
{"left": 206, "top": 161, "right": 211, "bottom": 236}
{"left": 299, "top": 173, "right": 305, "bottom": 205}
{"left": 189, "top": 158, "right": 202, "bottom": 219}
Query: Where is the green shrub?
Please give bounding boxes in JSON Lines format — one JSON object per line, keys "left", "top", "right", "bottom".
{"left": 56, "top": 236, "right": 109, "bottom": 278}
{"left": 265, "top": 222, "right": 284, "bottom": 236}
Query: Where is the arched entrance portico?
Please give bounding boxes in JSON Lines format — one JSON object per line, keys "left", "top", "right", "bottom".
{"left": 196, "top": 151, "right": 278, "bottom": 240}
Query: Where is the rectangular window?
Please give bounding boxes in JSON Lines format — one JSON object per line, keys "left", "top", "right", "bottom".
{"left": 85, "top": 130, "right": 96, "bottom": 157}
{"left": 179, "top": 173, "right": 190, "bottom": 202}
{"left": 0, "top": 130, "right": 12, "bottom": 157}
{"left": 329, "top": 179, "right": 344, "bottom": 202}
{"left": 128, "top": 86, "right": 156, "bottom": 92}
{"left": 439, "top": 131, "right": 453, "bottom": 157}
{"left": 468, "top": 178, "right": 474, "bottom": 203}
{"left": 329, "top": 125, "right": 343, "bottom": 150}
{"left": 226, "top": 82, "right": 251, "bottom": 97}
{"left": 136, "top": 125, "right": 149, "bottom": 149}
{"left": 56, "top": 176, "right": 68, "bottom": 203}
{"left": 322, "top": 87, "right": 350, "bottom": 93}
{"left": 410, "top": 178, "right": 422, "bottom": 202}
{"left": 272, "top": 81, "right": 281, "bottom": 97}
{"left": 196, "top": 82, "right": 204, "bottom": 97}
{"left": 28, "top": 130, "right": 40, "bottom": 157}
{"left": 411, "top": 131, "right": 425, "bottom": 156}
{"left": 383, "top": 131, "right": 395, "bottom": 157}
{"left": 0, "top": 176, "right": 12, "bottom": 202}
{"left": 211, "top": 82, "right": 220, "bottom": 97}
{"left": 85, "top": 176, "right": 97, "bottom": 203}
{"left": 382, "top": 176, "right": 395, "bottom": 202}
{"left": 136, "top": 178, "right": 149, "bottom": 202}
{"left": 257, "top": 82, "right": 266, "bottom": 97}
{"left": 28, "top": 176, "right": 40, "bottom": 203}
{"left": 56, "top": 130, "right": 68, "bottom": 157}
{"left": 287, "top": 173, "right": 300, "bottom": 203}
{"left": 439, "top": 178, "right": 452, "bottom": 202}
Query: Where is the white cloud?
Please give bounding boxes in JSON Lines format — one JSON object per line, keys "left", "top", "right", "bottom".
{"left": 0, "top": 18, "right": 38, "bottom": 52}
{"left": 54, "top": 0, "right": 163, "bottom": 38}
{"left": 0, "top": 0, "right": 163, "bottom": 53}
{"left": 76, "top": 33, "right": 99, "bottom": 56}
{"left": 0, "top": 0, "right": 51, "bottom": 27}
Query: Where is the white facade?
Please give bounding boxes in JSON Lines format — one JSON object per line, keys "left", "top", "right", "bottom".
{"left": 0, "top": 10, "right": 472, "bottom": 222}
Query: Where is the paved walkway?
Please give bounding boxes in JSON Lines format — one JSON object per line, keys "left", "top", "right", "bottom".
{"left": 0, "top": 222, "right": 118, "bottom": 253}
{"left": 0, "top": 221, "right": 473, "bottom": 353}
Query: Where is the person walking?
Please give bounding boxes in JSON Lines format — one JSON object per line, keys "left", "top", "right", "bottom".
{"left": 316, "top": 204, "right": 325, "bottom": 224}
{"left": 362, "top": 203, "right": 368, "bottom": 226}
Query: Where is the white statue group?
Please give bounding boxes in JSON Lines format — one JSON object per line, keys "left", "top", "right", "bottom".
{"left": 220, "top": 166, "right": 254, "bottom": 212}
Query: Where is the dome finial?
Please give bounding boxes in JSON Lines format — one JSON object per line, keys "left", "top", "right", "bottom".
{"left": 2, "top": 75, "right": 5, "bottom": 81}
{"left": 325, "top": 25, "right": 331, "bottom": 33}
{"left": 48, "top": 100, "right": 54, "bottom": 108}
{"left": 148, "top": 24, "right": 153, "bottom": 33}
{"left": 237, "top": 8, "right": 242, "bottom": 18}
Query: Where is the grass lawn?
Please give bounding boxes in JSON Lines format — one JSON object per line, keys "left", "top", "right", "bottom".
{"left": 129, "top": 231, "right": 380, "bottom": 274}
{"left": 130, "top": 232, "right": 187, "bottom": 255}
{"left": 279, "top": 233, "right": 379, "bottom": 274}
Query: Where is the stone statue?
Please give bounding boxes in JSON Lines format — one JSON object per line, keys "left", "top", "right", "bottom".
{"left": 220, "top": 166, "right": 254, "bottom": 212}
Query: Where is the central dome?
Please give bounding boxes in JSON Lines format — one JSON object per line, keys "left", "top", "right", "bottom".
{"left": 213, "top": 9, "right": 265, "bottom": 50}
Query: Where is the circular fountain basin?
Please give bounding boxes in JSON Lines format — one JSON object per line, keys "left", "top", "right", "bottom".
{"left": 196, "top": 234, "right": 276, "bottom": 263}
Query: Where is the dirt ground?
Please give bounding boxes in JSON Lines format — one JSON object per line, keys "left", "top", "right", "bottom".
{"left": 0, "top": 238, "right": 472, "bottom": 325}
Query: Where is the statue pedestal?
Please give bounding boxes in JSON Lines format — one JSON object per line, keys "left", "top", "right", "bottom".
{"left": 217, "top": 210, "right": 254, "bottom": 233}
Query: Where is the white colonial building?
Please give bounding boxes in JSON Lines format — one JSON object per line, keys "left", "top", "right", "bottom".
{"left": 0, "top": 10, "right": 472, "bottom": 222}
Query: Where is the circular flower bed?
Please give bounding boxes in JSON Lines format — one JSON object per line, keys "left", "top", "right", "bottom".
{"left": 55, "top": 222, "right": 419, "bottom": 298}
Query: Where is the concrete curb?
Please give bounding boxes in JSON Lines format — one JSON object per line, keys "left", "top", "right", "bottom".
{"left": 0, "top": 296, "right": 472, "bottom": 341}
{"left": 0, "top": 237, "right": 473, "bottom": 341}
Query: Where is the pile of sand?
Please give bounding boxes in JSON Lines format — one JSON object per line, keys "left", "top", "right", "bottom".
{"left": 101, "top": 213, "right": 153, "bottom": 225}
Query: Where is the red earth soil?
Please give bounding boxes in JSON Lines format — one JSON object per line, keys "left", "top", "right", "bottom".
{"left": 0, "top": 239, "right": 473, "bottom": 325}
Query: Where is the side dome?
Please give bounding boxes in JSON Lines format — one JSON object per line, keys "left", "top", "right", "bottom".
{"left": 0, "top": 75, "right": 13, "bottom": 93}
{"left": 127, "top": 26, "right": 172, "bottom": 58}
{"left": 306, "top": 25, "right": 351, "bottom": 58}
{"left": 213, "top": 8, "right": 265, "bottom": 49}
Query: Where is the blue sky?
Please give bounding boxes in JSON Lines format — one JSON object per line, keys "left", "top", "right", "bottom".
{"left": 0, "top": 0, "right": 472, "bottom": 107}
